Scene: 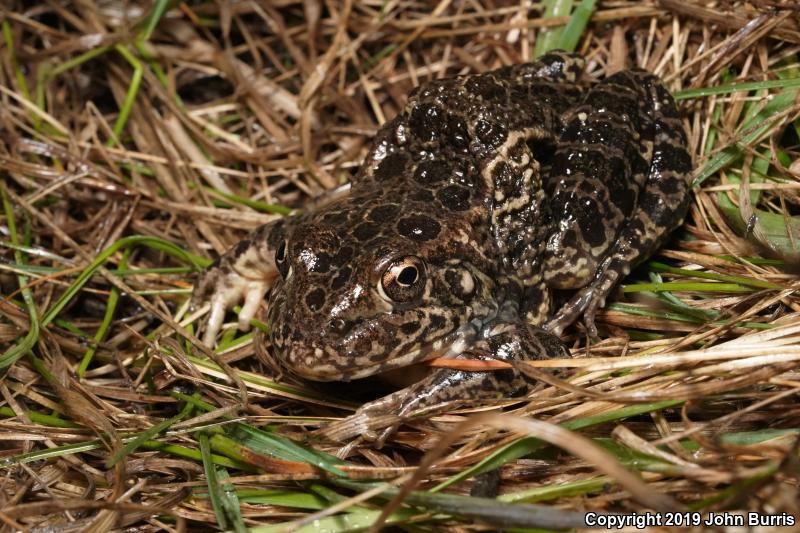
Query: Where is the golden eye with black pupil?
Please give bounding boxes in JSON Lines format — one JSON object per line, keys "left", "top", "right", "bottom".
{"left": 275, "top": 240, "right": 289, "bottom": 278}
{"left": 379, "top": 256, "right": 426, "bottom": 302}
{"left": 396, "top": 266, "right": 418, "bottom": 286}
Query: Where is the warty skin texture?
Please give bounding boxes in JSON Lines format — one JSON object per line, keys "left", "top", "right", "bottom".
{"left": 193, "top": 51, "right": 691, "bottom": 442}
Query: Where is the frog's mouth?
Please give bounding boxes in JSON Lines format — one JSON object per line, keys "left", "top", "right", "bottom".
{"left": 282, "top": 324, "right": 476, "bottom": 382}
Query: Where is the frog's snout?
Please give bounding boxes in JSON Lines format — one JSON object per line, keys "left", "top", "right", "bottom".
{"left": 274, "top": 338, "right": 343, "bottom": 381}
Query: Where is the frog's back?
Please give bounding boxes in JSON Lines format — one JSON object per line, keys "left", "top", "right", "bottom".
{"left": 352, "top": 52, "right": 587, "bottom": 194}
{"left": 346, "top": 52, "right": 591, "bottom": 285}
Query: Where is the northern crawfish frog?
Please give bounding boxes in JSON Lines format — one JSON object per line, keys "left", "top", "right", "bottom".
{"left": 193, "top": 51, "right": 691, "bottom": 442}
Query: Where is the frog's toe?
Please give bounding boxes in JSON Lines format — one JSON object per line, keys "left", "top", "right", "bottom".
{"left": 317, "top": 412, "right": 367, "bottom": 442}
{"left": 197, "top": 271, "right": 255, "bottom": 346}
{"left": 202, "top": 294, "right": 222, "bottom": 346}
{"left": 373, "top": 425, "right": 399, "bottom": 449}
{"left": 318, "top": 409, "right": 401, "bottom": 444}
{"left": 545, "top": 289, "right": 595, "bottom": 335}
{"left": 581, "top": 303, "right": 601, "bottom": 339}
{"left": 544, "top": 315, "right": 567, "bottom": 336}
{"left": 238, "top": 280, "right": 268, "bottom": 331}
{"left": 202, "top": 287, "right": 236, "bottom": 346}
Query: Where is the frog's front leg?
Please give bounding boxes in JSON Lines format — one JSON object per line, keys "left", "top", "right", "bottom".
{"left": 320, "top": 321, "right": 569, "bottom": 445}
{"left": 192, "top": 219, "right": 286, "bottom": 345}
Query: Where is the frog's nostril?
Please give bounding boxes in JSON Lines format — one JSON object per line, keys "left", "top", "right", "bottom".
{"left": 329, "top": 318, "right": 353, "bottom": 335}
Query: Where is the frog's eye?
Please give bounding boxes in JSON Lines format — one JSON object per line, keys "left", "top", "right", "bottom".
{"left": 379, "top": 256, "right": 426, "bottom": 302}
{"left": 275, "top": 240, "right": 290, "bottom": 278}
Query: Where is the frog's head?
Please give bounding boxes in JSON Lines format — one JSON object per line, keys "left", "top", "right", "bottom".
{"left": 267, "top": 190, "right": 494, "bottom": 381}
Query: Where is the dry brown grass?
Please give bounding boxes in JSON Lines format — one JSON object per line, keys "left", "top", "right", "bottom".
{"left": 2, "top": 1, "right": 800, "bottom": 531}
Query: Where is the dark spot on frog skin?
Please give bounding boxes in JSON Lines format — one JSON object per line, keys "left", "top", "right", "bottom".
{"left": 445, "top": 115, "right": 470, "bottom": 150}
{"left": 310, "top": 253, "right": 331, "bottom": 273}
{"left": 369, "top": 204, "right": 400, "bottom": 223}
{"left": 354, "top": 222, "right": 380, "bottom": 241}
{"left": 537, "top": 53, "right": 570, "bottom": 79}
{"left": 232, "top": 239, "right": 251, "bottom": 259}
{"left": 251, "top": 220, "right": 286, "bottom": 254}
{"left": 615, "top": 187, "right": 638, "bottom": 217}
{"left": 528, "top": 138, "right": 556, "bottom": 167}
{"left": 400, "top": 321, "right": 421, "bottom": 335}
{"left": 414, "top": 160, "right": 449, "bottom": 184}
{"left": 412, "top": 189, "right": 434, "bottom": 202}
{"left": 425, "top": 314, "right": 447, "bottom": 335}
{"left": 305, "top": 288, "right": 326, "bottom": 312}
{"left": 445, "top": 269, "right": 475, "bottom": 300}
{"left": 333, "top": 246, "right": 353, "bottom": 267}
{"left": 437, "top": 184, "right": 471, "bottom": 211}
{"left": 409, "top": 103, "right": 443, "bottom": 142}
{"left": 575, "top": 197, "right": 607, "bottom": 247}
{"left": 331, "top": 266, "right": 352, "bottom": 290}
{"left": 374, "top": 151, "right": 410, "bottom": 181}
{"left": 651, "top": 143, "right": 693, "bottom": 174}
{"left": 466, "top": 75, "right": 505, "bottom": 101}
{"left": 474, "top": 119, "right": 507, "bottom": 148}
{"left": 397, "top": 214, "right": 441, "bottom": 241}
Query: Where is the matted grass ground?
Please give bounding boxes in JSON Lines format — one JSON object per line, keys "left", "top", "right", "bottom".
{"left": 2, "top": 1, "right": 800, "bottom": 531}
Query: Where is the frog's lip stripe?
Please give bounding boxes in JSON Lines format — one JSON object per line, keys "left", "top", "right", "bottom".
{"left": 287, "top": 329, "right": 469, "bottom": 382}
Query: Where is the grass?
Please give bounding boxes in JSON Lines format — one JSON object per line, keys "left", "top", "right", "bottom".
{"left": 1, "top": 0, "right": 800, "bottom": 531}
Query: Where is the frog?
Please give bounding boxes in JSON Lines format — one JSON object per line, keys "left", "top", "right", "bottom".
{"left": 192, "top": 51, "right": 691, "bottom": 443}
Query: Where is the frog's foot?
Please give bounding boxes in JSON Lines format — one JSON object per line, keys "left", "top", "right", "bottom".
{"left": 319, "top": 322, "right": 569, "bottom": 445}
{"left": 318, "top": 390, "right": 410, "bottom": 447}
{"left": 194, "top": 266, "right": 272, "bottom": 346}
{"left": 192, "top": 221, "right": 285, "bottom": 346}
{"left": 545, "top": 276, "right": 614, "bottom": 338}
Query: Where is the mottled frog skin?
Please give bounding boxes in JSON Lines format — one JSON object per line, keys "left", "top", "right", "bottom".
{"left": 193, "top": 52, "right": 691, "bottom": 442}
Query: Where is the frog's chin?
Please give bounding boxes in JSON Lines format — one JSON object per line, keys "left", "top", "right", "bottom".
{"left": 285, "top": 326, "right": 475, "bottom": 382}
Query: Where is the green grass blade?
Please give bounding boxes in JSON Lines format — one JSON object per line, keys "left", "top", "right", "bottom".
{"left": 716, "top": 173, "right": 800, "bottom": 255}
{"left": 77, "top": 248, "right": 129, "bottom": 376}
{"left": 432, "top": 401, "right": 683, "bottom": 491}
{"left": 108, "top": 45, "right": 144, "bottom": 146}
{"left": 334, "top": 479, "right": 589, "bottom": 530}
{"left": 675, "top": 77, "right": 800, "bottom": 100}
{"left": 200, "top": 433, "right": 229, "bottom": 530}
{"left": 205, "top": 186, "right": 293, "bottom": 215}
{"left": 230, "top": 424, "right": 348, "bottom": 477}
{"left": 105, "top": 400, "right": 194, "bottom": 468}
{"left": 2, "top": 20, "right": 32, "bottom": 101}
{"left": 693, "top": 87, "right": 798, "bottom": 187}
{"left": 171, "top": 391, "right": 349, "bottom": 475}
{"left": 500, "top": 475, "right": 612, "bottom": 503}
{"left": 647, "top": 260, "right": 780, "bottom": 289}
{"left": 555, "top": 0, "right": 596, "bottom": 52}
{"left": 41, "top": 235, "right": 207, "bottom": 327}
{"left": 0, "top": 406, "right": 81, "bottom": 428}
{"left": 622, "top": 281, "right": 755, "bottom": 293}
{"left": 217, "top": 466, "right": 248, "bottom": 533}
{"left": 533, "top": 0, "right": 574, "bottom": 58}
{"left": 0, "top": 184, "right": 40, "bottom": 368}
{"left": 234, "top": 488, "right": 329, "bottom": 509}
{"left": 135, "top": 0, "right": 174, "bottom": 42}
